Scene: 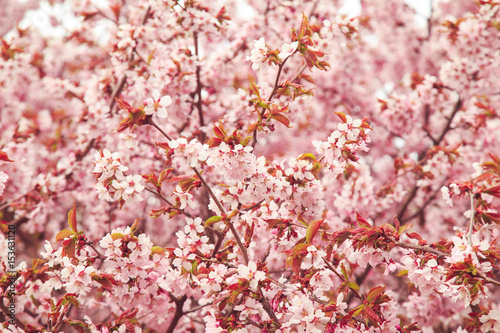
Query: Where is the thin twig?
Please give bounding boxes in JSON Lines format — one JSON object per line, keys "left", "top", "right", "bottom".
{"left": 193, "top": 32, "right": 206, "bottom": 143}
{"left": 395, "top": 241, "right": 449, "bottom": 258}
{"left": 147, "top": 118, "right": 172, "bottom": 141}
{"left": 193, "top": 167, "right": 249, "bottom": 264}
{"left": 183, "top": 302, "right": 213, "bottom": 315}
{"left": 143, "top": 186, "right": 194, "bottom": 218}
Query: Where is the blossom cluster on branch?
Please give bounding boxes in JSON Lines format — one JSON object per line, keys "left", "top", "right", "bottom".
{"left": 1, "top": 0, "right": 500, "bottom": 332}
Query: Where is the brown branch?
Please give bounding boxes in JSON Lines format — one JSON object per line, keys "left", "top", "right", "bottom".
{"left": 165, "top": 294, "right": 187, "bottom": 333}
{"left": 1, "top": 302, "right": 26, "bottom": 329}
{"left": 397, "top": 96, "right": 462, "bottom": 222}
{"left": 258, "top": 286, "right": 281, "bottom": 326}
{"left": 193, "top": 32, "right": 206, "bottom": 143}
{"left": 401, "top": 181, "right": 445, "bottom": 224}
{"left": 86, "top": 241, "right": 105, "bottom": 260}
{"left": 183, "top": 302, "right": 212, "bottom": 315}
{"left": 435, "top": 97, "right": 462, "bottom": 146}
{"left": 395, "top": 241, "right": 448, "bottom": 258}
{"left": 242, "top": 199, "right": 265, "bottom": 211}
{"left": 147, "top": 118, "right": 172, "bottom": 141}
{"left": 397, "top": 185, "right": 419, "bottom": 222}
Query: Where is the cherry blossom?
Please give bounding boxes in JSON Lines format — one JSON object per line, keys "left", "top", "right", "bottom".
{"left": 246, "top": 37, "right": 269, "bottom": 70}
{"left": 143, "top": 89, "right": 172, "bottom": 118}
{"left": 0, "top": 171, "right": 7, "bottom": 196}
{"left": 278, "top": 41, "right": 299, "bottom": 60}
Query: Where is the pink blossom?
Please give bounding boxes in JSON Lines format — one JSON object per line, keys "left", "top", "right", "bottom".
{"left": 143, "top": 89, "right": 172, "bottom": 118}
{"left": 278, "top": 41, "right": 299, "bottom": 60}
{"left": 237, "top": 261, "right": 266, "bottom": 290}
{"left": 246, "top": 37, "right": 268, "bottom": 70}
{"left": 480, "top": 309, "right": 500, "bottom": 333}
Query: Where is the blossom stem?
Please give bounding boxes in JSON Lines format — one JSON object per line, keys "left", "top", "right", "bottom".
{"left": 145, "top": 186, "right": 194, "bottom": 218}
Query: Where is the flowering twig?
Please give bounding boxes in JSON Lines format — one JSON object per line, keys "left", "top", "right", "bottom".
{"left": 143, "top": 186, "right": 194, "bottom": 218}
{"left": 323, "top": 258, "right": 363, "bottom": 300}
{"left": 251, "top": 57, "right": 289, "bottom": 148}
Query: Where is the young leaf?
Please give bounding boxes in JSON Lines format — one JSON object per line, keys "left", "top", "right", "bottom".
{"left": 56, "top": 229, "right": 76, "bottom": 242}
{"left": 271, "top": 113, "right": 292, "bottom": 128}
{"left": 366, "top": 285, "right": 386, "bottom": 303}
{"left": 68, "top": 203, "right": 78, "bottom": 232}
{"left": 205, "top": 216, "right": 222, "bottom": 228}
{"left": 306, "top": 219, "right": 324, "bottom": 243}
{"left": 355, "top": 212, "right": 371, "bottom": 228}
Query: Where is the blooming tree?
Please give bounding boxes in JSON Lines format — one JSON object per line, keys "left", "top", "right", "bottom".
{"left": 1, "top": 0, "right": 500, "bottom": 332}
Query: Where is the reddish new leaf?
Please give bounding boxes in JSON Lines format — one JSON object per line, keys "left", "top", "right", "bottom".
{"left": 306, "top": 218, "right": 324, "bottom": 244}
{"left": 68, "top": 203, "right": 78, "bottom": 232}
{"left": 355, "top": 212, "right": 371, "bottom": 228}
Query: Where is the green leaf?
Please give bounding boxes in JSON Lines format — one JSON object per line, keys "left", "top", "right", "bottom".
{"left": 250, "top": 82, "right": 261, "bottom": 99}
{"left": 340, "top": 263, "right": 349, "bottom": 281}
{"left": 111, "top": 232, "right": 124, "bottom": 240}
{"left": 298, "top": 153, "right": 316, "bottom": 161}
{"left": 348, "top": 281, "right": 360, "bottom": 292}
{"left": 64, "top": 319, "right": 87, "bottom": 333}
{"left": 398, "top": 224, "right": 413, "bottom": 236}
{"left": 335, "top": 111, "right": 347, "bottom": 123}
{"left": 205, "top": 216, "right": 222, "bottom": 228}
{"left": 56, "top": 229, "right": 75, "bottom": 242}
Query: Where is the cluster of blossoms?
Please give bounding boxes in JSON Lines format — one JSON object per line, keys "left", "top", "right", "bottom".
{"left": 312, "top": 114, "right": 371, "bottom": 175}
{"left": 246, "top": 38, "right": 299, "bottom": 71}
{"left": 93, "top": 149, "right": 145, "bottom": 203}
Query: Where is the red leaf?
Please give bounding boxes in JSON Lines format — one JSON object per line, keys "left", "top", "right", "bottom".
{"left": 355, "top": 212, "right": 371, "bottom": 228}
{"left": 271, "top": 113, "right": 292, "bottom": 128}
{"left": 335, "top": 112, "right": 347, "bottom": 123}
{"left": 483, "top": 184, "right": 500, "bottom": 198}
{"left": 306, "top": 219, "right": 324, "bottom": 243}
{"left": 68, "top": 203, "right": 78, "bottom": 232}
{"left": 406, "top": 232, "right": 423, "bottom": 242}
{"left": 0, "top": 151, "right": 14, "bottom": 162}
{"left": 366, "top": 285, "right": 386, "bottom": 303}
